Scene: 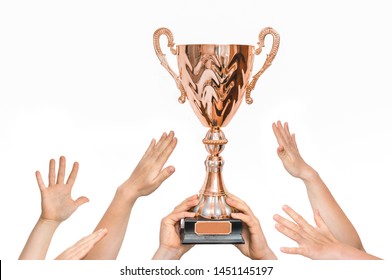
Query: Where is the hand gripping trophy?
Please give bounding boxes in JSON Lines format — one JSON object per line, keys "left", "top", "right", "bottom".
{"left": 153, "top": 27, "right": 279, "bottom": 244}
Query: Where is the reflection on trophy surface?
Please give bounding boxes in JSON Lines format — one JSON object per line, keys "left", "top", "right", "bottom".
{"left": 153, "top": 27, "right": 279, "bottom": 244}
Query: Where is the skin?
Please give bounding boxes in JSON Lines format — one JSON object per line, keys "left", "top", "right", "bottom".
{"left": 227, "top": 194, "right": 277, "bottom": 260}
{"left": 272, "top": 121, "right": 364, "bottom": 250}
{"left": 55, "top": 228, "right": 108, "bottom": 260}
{"left": 152, "top": 195, "right": 199, "bottom": 260}
{"left": 273, "top": 205, "right": 381, "bottom": 260}
{"left": 152, "top": 194, "right": 277, "bottom": 260}
{"left": 19, "top": 156, "right": 89, "bottom": 260}
{"left": 83, "top": 131, "right": 177, "bottom": 259}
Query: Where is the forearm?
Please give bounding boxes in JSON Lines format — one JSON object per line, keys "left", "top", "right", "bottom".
{"left": 83, "top": 185, "right": 138, "bottom": 260}
{"left": 301, "top": 168, "right": 363, "bottom": 250}
{"left": 19, "top": 218, "right": 60, "bottom": 260}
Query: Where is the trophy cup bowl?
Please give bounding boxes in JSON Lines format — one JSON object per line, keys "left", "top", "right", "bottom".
{"left": 153, "top": 27, "right": 279, "bottom": 244}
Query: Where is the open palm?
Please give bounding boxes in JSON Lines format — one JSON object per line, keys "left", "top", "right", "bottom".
{"left": 36, "top": 156, "right": 88, "bottom": 223}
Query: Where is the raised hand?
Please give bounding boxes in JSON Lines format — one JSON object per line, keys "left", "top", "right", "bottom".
{"left": 121, "top": 131, "right": 177, "bottom": 200}
{"left": 37, "top": 156, "right": 89, "bottom": 223}
{"left": 83, "top": 131, "right": 178, "bottom": 259}
{"left": 273, "top": 205, "right": 380, "bottom": 260}
{"left": 274, "top": 205, "right": 339, "bottom": 259}
{"left": 19, "top": 156, "right": 88, "bottom": 259}
{"left": 55, "top": 228, "right": 108, "bottom": 260}
{"left": 272, "top": 121, "right": 364, "bottom": 250}
{"left": 272, "top": 121, "right": 313, "bottom": 180}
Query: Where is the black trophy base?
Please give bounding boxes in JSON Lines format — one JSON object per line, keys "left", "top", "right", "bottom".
{"left": 181, "top": 217, "right": 244, "bottom": 244}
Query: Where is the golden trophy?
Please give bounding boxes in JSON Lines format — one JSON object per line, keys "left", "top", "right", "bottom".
{"left": 153, "top": 27, "right": 279, "bottom": 244}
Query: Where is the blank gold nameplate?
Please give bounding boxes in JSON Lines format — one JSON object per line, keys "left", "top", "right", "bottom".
{"left": 195, "top": 221, "right": 232, "bottom": 235}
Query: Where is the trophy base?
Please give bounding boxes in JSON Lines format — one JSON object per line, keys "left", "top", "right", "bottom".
{"left": 181, "top": 217, "right": 244, "bottom": 244}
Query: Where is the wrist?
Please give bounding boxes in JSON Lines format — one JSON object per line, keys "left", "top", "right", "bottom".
{"left": 258, "top": 249, "right": 278, "bottom": 260}
{"left": 251, "top": 246, "right": 277, "bottom": 260}
{"left": 116, "top": 181, "right": 140, "bottom": 204}
{"left": 152, "top": 246, "right": 184, "bottom": 260}
{"left": 37, "top": 217, "right": 61, "bottom": 230}
{"left": 298, "top": 165, "right": 319, "bottom": 184}
{"left": 322, "top": 242, "right": 347, "bottom": 260}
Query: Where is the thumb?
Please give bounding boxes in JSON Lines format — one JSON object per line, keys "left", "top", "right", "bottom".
{"left": 277, "top": 145, "right": 285, "bottom": 157}
{"left": 313, "top": 209, "right": 326, "bottom": 228}
{"left": 155, "top": 166, "right": 175, "bottom": 186}
{"left": 75, "top": 196, "right": 90, "bottom": 208}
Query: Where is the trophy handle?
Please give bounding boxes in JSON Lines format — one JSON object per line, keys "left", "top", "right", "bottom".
{"left": 153, "top": 27, "right": 187, "bottom": 104}
{"left": 245, "top": 27, "right": 280, "bottom": 104}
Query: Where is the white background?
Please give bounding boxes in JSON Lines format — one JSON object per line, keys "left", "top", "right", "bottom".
{"left": 1, "top": 0, "right": 391, "bottom": 278}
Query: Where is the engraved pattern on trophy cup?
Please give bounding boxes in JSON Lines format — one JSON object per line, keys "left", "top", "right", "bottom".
{"left": 179, "top": 45, "right": 253, "bottom": 128}
{"left": 153, "top": 28, "right": 187, "bottom": 103}
{"left": 245, "top": 27, "right": 280, "bottom": 104}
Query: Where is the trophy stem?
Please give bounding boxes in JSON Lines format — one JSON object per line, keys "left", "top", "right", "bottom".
{"left": 180, "top": 127, "right": 244, "bottom": 244}
{"left": 193, "top": 128, "right": 237, "bottom": 219}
